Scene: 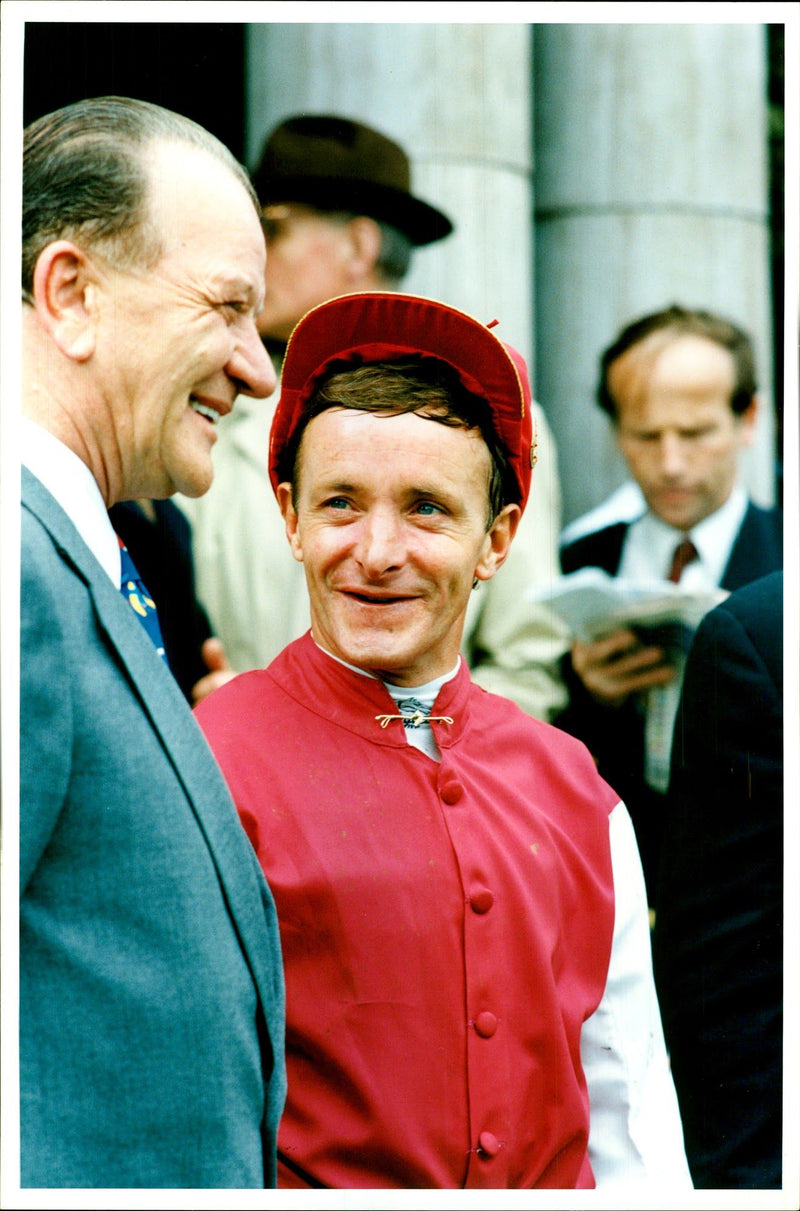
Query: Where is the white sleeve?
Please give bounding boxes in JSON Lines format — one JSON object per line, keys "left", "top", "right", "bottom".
{"left": 581, "top": 800, "right": 694, "bottom": 1190}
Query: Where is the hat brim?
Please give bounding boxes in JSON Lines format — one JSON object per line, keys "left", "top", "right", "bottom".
{"left": 257, "top": 174, "right": 453, "bottom": 247}
{"left": 269, "top": 292, "right": 534, "bottom": 511}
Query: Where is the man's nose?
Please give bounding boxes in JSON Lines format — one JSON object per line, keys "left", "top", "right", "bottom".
{"left": 355, "top": 509, "right": 405, "bottom": 576}
{"left": 658, "top": 432, "right": 687, "bottom": 477}
{"left": 228, "top": 321, "right": 277, "bottom": 399}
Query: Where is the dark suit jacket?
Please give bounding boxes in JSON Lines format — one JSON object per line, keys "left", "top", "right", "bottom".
{"left": 652, "top": 572, "right": 783, "bottom": 1189}
{"left": 20, "top": 469, "right": 286, "bottom": 1188}
{"left": 556, "top": 501, "right": 782, "bottom": 899}
{"left": 109, "top": 499, "right": 213, "bottom": 702}
{"left": 560, "top": 500, "right": 782, "bottom": 588}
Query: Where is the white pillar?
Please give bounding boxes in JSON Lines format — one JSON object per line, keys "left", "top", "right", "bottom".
{"left": 245, "top": 21, "right": 535, "bottom": 362}
{"left": 534, "top": 22, "right": 776, "bottom": 523}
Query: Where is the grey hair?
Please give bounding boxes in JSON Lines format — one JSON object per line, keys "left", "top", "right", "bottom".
{"left": 372, "top": 219, "right": 413, "bottom": 284}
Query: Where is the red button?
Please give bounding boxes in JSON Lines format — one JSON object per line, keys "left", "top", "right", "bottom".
{"left": 440, "top": 782, "right": 464, "bottom": 804}
{"left": 478, "top": 1130, "right": 500, "bottom": 1158}
{"left": 469, "top": 887, "right": 494, "bottom": 914}
{"left": 474, "top": 1011, "right": 498, "bottom": 1038}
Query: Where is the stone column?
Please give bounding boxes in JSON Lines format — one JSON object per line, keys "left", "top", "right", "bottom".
{"left": 534, "top": 22, "right": 776, "bottom": 523}
{"left": 244, "top": 21, "right": 535, "bottom": 362}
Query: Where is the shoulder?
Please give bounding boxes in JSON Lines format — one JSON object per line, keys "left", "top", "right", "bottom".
{"left": 466, "top": 681, "right": 620, "bottom": 813}
{"left": 20, "top": 497, "right": 76, "bottom": 716}
{"left": 740, "top": 499, "right": 783, "bottom": 541}
{"left": 22, "top": 489, "right": 88, "bottom": 616}
{"left": 22, "top": 469, "right": 100, "bottom": 593}
{"left": 694, "top": 571, "right": 782, "bottom": 680}
{"left": 560, "top": 521, "right": 629, "bottom": 575}
{"left": 722, "top": 502, "right": 783, "bottom": 589}
{"left": 151, "top": 498, "right": 194, "bottom": 549}
{"left": 157, "top": 497, "right": 192, "bottom": 543}
{"left": 195, "top": 667, "right": 282, "bottom": 743}
{"left": 716, "top": 569, "right": 782, "bottom": 626}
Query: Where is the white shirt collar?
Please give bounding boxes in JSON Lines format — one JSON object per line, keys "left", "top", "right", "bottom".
{"left": 21, "top": 416, "right": 121, "bottom": 585}
{"left": 312, "top": 635, "right": 461, "bottom": 693}
{"left": 310, "top": 640, "right": 461, "bottom": 762}
{"left": 385, "top": 665, "right": 460, "bottom": 702}
{"left": 618, "top": 484, "right": 748, "bottom": 590}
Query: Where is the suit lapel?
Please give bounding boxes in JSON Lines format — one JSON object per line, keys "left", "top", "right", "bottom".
{"left": 561, "top": 521, "right": 628, "bottom": 576}
{"left": 722, "top": 503, "right": 783, "bottom": 591}
{"left": 22, "top": 468, "right": 283, "bottom": 1025}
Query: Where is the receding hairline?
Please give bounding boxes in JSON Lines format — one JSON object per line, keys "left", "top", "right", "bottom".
{"left": 606, "top": 328, "right": 739, "bottom": 418}
{"left": 140, "top": 132, "right": 260, "bottom": 207}
{"left": 598, "top": 305, "right": 757, "bottom": 420}
{"left": 22, "top": 96, "right": 261, "bottom": 290}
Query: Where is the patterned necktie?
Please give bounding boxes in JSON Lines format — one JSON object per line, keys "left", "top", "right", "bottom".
{"left": 667, "top": 536, "right": 699, "bottom": 584}
{"left": 117, "top": 536, "right": 168, "bottom": 663}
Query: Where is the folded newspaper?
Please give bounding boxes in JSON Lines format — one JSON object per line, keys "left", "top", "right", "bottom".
{"left": 528, "top": 566, "right": 728, "bottom": 653}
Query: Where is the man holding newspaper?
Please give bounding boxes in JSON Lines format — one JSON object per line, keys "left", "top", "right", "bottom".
{"left": 553, "top": 305, "right": 782, "bottom": 903}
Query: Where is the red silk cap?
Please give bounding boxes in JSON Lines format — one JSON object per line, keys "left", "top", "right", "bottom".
{"left": 268, "top": 292, "right": 536, "bottom": 512}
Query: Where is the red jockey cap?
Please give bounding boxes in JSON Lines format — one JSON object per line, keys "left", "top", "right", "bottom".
{"left": 268, "top": 291, "right": 536, "bottom": 512}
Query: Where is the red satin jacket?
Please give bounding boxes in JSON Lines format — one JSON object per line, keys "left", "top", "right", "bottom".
{"left": 196, "top": 633, "right": 618, "bottom": 1189}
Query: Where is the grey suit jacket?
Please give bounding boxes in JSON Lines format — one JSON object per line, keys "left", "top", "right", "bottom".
{"left": 20, "top": 468, "right": 286, "bottom": 1189}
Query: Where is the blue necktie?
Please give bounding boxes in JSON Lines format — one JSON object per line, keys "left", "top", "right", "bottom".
{"left": 117, "top": 536, "right": 168, "bottom": 664}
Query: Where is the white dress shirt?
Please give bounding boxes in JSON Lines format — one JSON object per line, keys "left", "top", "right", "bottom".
{"left": 21, "top": 417, "right": 120, "bottom": 585}
{"left": 618, "top": 484, "right": 749, "bottom": 590}
{"left": 561, "top": 480, "right": 647, "bottom": 546}
{"left": 617, "top": 486, "right": 746, "bottom": 788}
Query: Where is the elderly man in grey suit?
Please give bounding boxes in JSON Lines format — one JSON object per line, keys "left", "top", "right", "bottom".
{"left": 20, "top": 96, "right": 286, "bottom": 1188}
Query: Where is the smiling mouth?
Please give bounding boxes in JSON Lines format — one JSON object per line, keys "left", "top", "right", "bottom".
{"left": 190, "top": 398, "right": 221, "bottom": 424}
{"left": 344, "top": 590, "right": 414, "bottom": 606}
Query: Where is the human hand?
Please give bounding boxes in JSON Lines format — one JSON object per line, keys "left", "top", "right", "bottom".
{"left": 191, "top": 637, "right": 238, "bottom": 705}
{"left": 571, "top": 628, "right": 675, "bottom": 709}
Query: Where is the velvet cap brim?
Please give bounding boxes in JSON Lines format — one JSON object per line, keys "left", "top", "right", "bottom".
{"left": 269, "top": 291, "right": 535, "bottom": 512}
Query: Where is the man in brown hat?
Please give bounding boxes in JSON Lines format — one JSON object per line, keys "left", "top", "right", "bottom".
{"left": 251, "top": 114, "right": 452, "bottom": 343}
{"left": 182, "top": 115, "right": 571, "bottom": 723}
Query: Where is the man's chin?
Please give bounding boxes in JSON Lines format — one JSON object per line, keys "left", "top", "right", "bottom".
{"left": 316, "top": 631, "right": 410, "bottom": 681}
{"left": 171, "top": 462, "right": 215, "bottom": 500}
{"left": 650, "top": 496, "right": 702, "bottom": 532}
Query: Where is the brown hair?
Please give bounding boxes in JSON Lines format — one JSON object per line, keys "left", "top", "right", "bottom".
{"left": 286, "top": 356, "right": 512, "bottom": 526}
{"left": 598, "top": 304, "right": 757, "bottom": 420}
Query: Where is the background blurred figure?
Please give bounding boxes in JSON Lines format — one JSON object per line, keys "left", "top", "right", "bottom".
{"left": 652, "top": 572, "right": 783, "bottom": 1189}
{"left": 109, "top": 498, "right": 219, "bottom": 703}
{"left": 556, "top": 305, "right": 782, "bottom": 902}
{"left": 560, "top": 480, "right": 645, "bottom": 546}
{"left": 180, "top": 114, "right": 570, "bottom": 721}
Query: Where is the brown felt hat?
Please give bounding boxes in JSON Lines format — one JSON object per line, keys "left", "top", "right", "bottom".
{"left": 252, "top": 115, "right": 453, "bottom": 247}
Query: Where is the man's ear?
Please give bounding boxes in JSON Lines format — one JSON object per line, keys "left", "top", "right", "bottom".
{"left": 30, "top": 240, "right": 99, "bottom": 362}
{"left": 343, "top": 216, "right": 383, "bottom": 282}
{"left": 474, "top": 503, "right": 521, "bottom": 583}
{"left": 739, "top": 393, "right": 760, "bottom": 447}
{"left": 277, "top": 482, "right": 304, "bottom": 562}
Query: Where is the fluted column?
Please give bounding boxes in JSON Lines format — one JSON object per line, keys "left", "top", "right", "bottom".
{"left": 245, "top": 21, "right": 535, "bottom": 363}
{"left": 534, "top": 22, "right": 775, "bottom": 522}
